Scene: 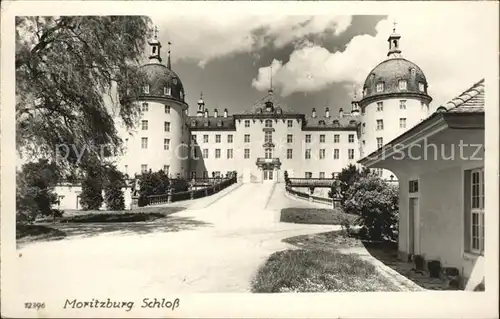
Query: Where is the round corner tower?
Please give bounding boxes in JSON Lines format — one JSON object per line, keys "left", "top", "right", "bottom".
{"left": 358, "top": 24, "right": 433, "bottom": 179}
{"left": 119, "top": 29, "right": 190, "bottom": 178}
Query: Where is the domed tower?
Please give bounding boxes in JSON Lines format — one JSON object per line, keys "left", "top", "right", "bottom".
{"left": 120, "top": 28, "right": 189, "bottom": 178}
{"left": 358, "top": 23, "right": 432, "bottom": 179}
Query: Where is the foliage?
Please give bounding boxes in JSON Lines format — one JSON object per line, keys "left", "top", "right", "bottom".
{"left": 16, "top": 16, "right": 152, "bottom": 169}
{"left": 280, "top": 208, "right": 357, "bottom": 225}
{"left": 329, "top": 164, "right": 372, "bottom": 204}
{"left": 136, "top": 170, "right": 189, "bottom": 207}
{"left": 103, "top": 165, "right": 126, "bottom": 210}
{"left": 283, "top": 170, "right": 290, "bottom": 185}
{"left": 16, "top": 159, "right": 63, "bottom": 221}
{"left": 343, "top": 175, "right": 399, "bottom": 241}
{"left": 79, "top": 161, "right": 105, "bottom": 210}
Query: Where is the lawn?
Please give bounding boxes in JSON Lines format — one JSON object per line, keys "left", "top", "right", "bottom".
{"left": 251, "top": 249, "right": 399, "bottom": 292}
{"left": 16, "top": 224, "right": 67, "bottom": 241}
{"left": 280, "top": 207, "right": 357, "bottom": 225}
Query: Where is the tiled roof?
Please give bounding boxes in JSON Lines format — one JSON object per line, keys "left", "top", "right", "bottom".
{"left": 439, "top": 79, "right": 484, "bottom": 113}
{"left": 187, "top": 116, "right": 236, "bottom": 130}
{"left": 304, "top": 114, "right": 360, "bottom": 129}
{"left": 242, "top": 90, "right": 299, "bottom": 115}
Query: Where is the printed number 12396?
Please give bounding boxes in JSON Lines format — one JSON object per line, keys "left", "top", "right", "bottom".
{"left": 25, "top": 302, "right": 45, "bottom": 310}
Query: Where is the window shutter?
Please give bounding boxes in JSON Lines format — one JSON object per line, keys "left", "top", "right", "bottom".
{"left": 464, "top": 170, "right": 471, "bottom": 251}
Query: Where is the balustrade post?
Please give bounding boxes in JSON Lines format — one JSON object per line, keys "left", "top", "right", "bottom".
{"left": 167, "top": 188, "right": 172, "bottom": 203}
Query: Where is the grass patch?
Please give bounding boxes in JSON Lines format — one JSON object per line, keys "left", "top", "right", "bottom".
{"left": 251, "top": 249, "right": 399, "bottom": 292}
{"left": 280, "top": 207, "right": 357, "bottom": 225}
{"left": 16, "top": 224, "right": 66, "bottom": 241}
{"left": 284, "top": 229, "right": 364, "bottom": 250}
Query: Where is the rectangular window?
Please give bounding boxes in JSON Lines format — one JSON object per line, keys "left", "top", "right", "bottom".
{"left": 319, "top": 172, "right": 325, "bottom": 179}
{"left": 215, "top": 135, "right": 221, "bottom": 143}
{"left": 377, "top": 119, "right": 384, "bottom": 131}
{"left": 376, "top": 82, "right": 384, "bottom": 92}
{"left": 164, "top": 165, "right": 170, "bottom": 174}
{"left": 287, "top": 120, "right": 293, "bottom": 128}
{"left": 399, "top": 80, "right": 407, "bottom": 90}
{"left": 141, "top": 164, "right": 148, "bottom": 173}
{"left": 376, "top": 168, "right": 383, "bottom": 177}
{"left": 227, "top": 149, "right": 233, "bottom": 159}
{"left": 348, "top": 149, "right": 355, "bottom": 160}
{"left": 164, "top": 86, "right": 171, "bottom": 95}
{"left": 203, "top": 149, "right": 209, "bottom": 159}
{"left": 470, "top": 168, "right": 485, "bottom": 253}
{"left": 141, "top": 137, "right": 148, "bottom": 149}
{"left": 141, "top": 102, "right": 149, "bottom": 112}
{"left": 287, "top": 134, "right": 293, "bottom": 143}
{"left": 244, "top": 134, "right": 250, "bottom": 143}
{"left": 264, "top": 131, "right": 272, "bottom": 143}
{"left": 143, "top": 85, "right": 150, "bottom": 94}
{"left": 333, "top": 149, "right": 340, "bottom": 159}
{"left": 400, "top": 100, "right": 407, "bottom": 109}
{"left": 377, "top": 102, "right": 383, "bottom": 111}
{"left": 305, "top": 172, "right": 312, "bottom": 179}
{"left": 165, "top": 105, "right": 171, "bottom": 113}
{"left": 305, "top": 149, "right": 311, "bottom": 159}
{"left": 305, "top": 134, "right": 311, "bottom": 143}
{"left": 164, "top": 138, "right": 170, "bottom": 150}
{"left": 265, "top": 148, "right": 273, "bottom": 159}
{"left": 400, "top": 118, "right": 407, "bottom": 128}
{"left": 141, "top": 120, "right": 148, "bottom": 130}
{"left": 348, "top": 134, "right": 354, "bottom": 143}
{"left": 227, "top": 134, "right": 233, "bottom": 143}
{"left": 244, "top": 149, "right": 250, "bottom": 159}
{"left": 164, "top": 122, "right": 170, "bottom": 132}
{"left": 319, "top": 149, "right": 326, "bottom": 159}
{"left": 320, "top": 134, "right": 325, "bottom": 143}
{"left": 203, "top": 134, "right": 209, "bottom": 143}
{"left": 265, "top": 120, "right": 273, "bottom": 128}
{"left": 334, "top": 134, "right": 340, "bottom": 143}
{"left": 287, "top": 149, "right": 293, "bottom": 159}
{"left": 244, "top": 120, "right": 250, "bottom": 128}
{"left": 192, "top": 134, "right": 197, "bottom": 143}
{"left": 377, "top": 137, "right": 383, "bottom": 149}
{"left": 419, "top": 82, "right": 425, "bottom": 92}
{"left": 215, "top": 149, "right": 221, "bottom": 159}
{"left": 409, "top": 180, "right": 419, "bottom": 193}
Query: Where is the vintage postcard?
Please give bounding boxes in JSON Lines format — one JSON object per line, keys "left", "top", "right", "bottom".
{"left": 1, "top": 1, "right": 499, "bottom": 318}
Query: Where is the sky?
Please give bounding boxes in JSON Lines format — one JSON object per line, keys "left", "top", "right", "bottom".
{"left": 149, "top": 11, "right": 492, "bottom": 117}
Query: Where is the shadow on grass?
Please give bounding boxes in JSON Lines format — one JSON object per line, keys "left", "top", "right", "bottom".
{"left": 280, "top": 207, "right": 357, "bottom": 225}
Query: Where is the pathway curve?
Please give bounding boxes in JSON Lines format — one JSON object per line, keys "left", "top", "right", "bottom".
{"left": 15, "top": 182, "right": 337, "bottom": 297}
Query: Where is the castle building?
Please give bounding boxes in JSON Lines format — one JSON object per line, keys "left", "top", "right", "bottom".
{"left": 116, "top": 26, "right": 433, "bottom": 183}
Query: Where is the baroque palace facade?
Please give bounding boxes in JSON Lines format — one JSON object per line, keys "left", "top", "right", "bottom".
{"left": 115, "top": 26, "right": 436, "bottom": 183}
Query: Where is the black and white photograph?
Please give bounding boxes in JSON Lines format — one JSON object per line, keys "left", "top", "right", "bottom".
{"left": 1, "top": 1, "right": 498, "bottom": 318}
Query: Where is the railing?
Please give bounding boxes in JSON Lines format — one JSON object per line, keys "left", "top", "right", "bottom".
{"left": 256, "top": 157, "right": 281, "bottom": 165}
{"left": 287, "top": 178, "right": 336, "bottom": 188}
{"left": 285, "top": 185, "right": 341, "bottom": 208}
{"left": 145, "top": 176, "right": 237, "bottom": 206}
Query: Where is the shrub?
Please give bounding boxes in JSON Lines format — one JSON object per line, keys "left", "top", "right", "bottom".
{"left": 80, "top": 163, "right": 104, "bottom": 210}
{"left": 343, "top": 175, "right": 399, "bottom": 241}
{"left": 103, "top": 165, "right": 126, "bottom": 211}
{"left": 330, "top": 164, "right": 372, "bottom": 205}
{"left": 16, "top": 159, "right": 61, "bottom": 221}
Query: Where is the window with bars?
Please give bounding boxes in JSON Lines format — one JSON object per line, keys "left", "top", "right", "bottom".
{"left": 348, "top": 149, "right": 354, "bottom": 159}
{"left": 287, "top": 120, "right": 293, "bottom": 128}
{"left": 334, "top": 134, "right": 340, "bottom": 143}
{"left": 305, "top": 149, "right": 311, "bottom": 159}
{"left": 164, "top": 165, "right": 170, "bottom": 174}
{"left": 377, "top": 137, "right": 383, "bottom": 149}
{"left": 348, "top": 134, "right": 354, "bottom": 143}
{"left": 400, "top": 118, "right": 407, "bottom": 128}
{"left": 376, "top": 102, "right": 383, "bottom": 112}
{"left": 165, "top": 105, "right": 171, "bottom": 113}
{"left": 164, "top": 86, "right": 171, "bottom": 96}
{"left": 418, "top": 82, "right": 425, "bottom": 92}
{"left": 287, "top": 134, "right": 293, "bottom": 143}
{"left": 400, "top": 100, "right": 407, "bottom": 109}
{"left": 192, "top": 135, "right": 197, "bottom": 143}
{"left": 141, "top": 164, "right": 148, "bottom": 173}
{"left": 264, "top": 131, "right": 272, "bottom": 143}
{"left": 203, "top": 135, "right": 209, "bottom": 143}
{"left": 320, "top": 135, "right": 325, "bottom": 143}
{"left": 376, "top": 82, "right": 384, "bottom": 92}
{"left": 141, "top": 120, "right": 148, "bottom": 130}
{"left": 227, "top": 149, "right": 233, "bottom": 159}
{"left": 399, "top": 80, "right": 407, "bottom": 90}
{"left": 409, "top": 180, "right": 419, "bottom": 193}
{"left": 265, "top": 148, "right": 273, "bottom": 159}
{"left": 215, "top": 135, "right": 221, "bottom": 143}
{"left": 305, "top": 134, "right": 311, "bottom": 143}
{"left": 164, "top": 122, "right": 170, "bottom": 132}
{"left": 203, "top": 149, "right": 208, "bottom": 159}
{"left": 244, "top": 120, "right": 250, "bottom": 127}
{"left": 141, "top": 102, "right": 149, "bottom": 112}
{"left": 164, "top": 138, "right": 170, "bottom": 150}
{"left": 244, "top": 149, "right": 250, "bottom": 159}
{"left": 244, "top": 134, "right": 250, "bottom": 143}
{"left": 305, "top": 172, "right": 312, "bottom": 179}
{"left": 265, "top": 120, "right": 273, "bottom": 128}
{"left": 215, "top": 149, "right": 221, "bottom": 159}
{"left": 287, "top": 149, "right": 293, "bottom": 159}
{"left": 227, "top": 134, "right": 233, "bottom": 143}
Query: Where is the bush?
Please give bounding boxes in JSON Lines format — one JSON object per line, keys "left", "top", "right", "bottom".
{"left": 330, "top": 164, "right": 372, "bottom": 205}
{"left": 103, "top": 165, "right": 126, "bottom": 210}
{"left": 80, "top": 163, "right": 104, "bottom": 210}
{"left": 343, "top": 175, "right": 399, "bottom": 241}
{"left": 16, "top": 159, "right": 61, "bottom": 221}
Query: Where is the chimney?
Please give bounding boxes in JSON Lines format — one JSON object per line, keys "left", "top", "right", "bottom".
{"left": 339, "top": 108, "right": 344, "bottom": 118}
{"left": 224, "top": 108, "right": 228, "bottom": 118}
{"left": 312, "top": 108, "right": 316, "bottom": 118}
{"left": 214, "top": 108, "right": 218, "bottom": 118}
{"left": 325, "top": 107, "right": 330, "bottom": 118}
{"left": 204, "top": 108, "right": 209, "bottom": 118}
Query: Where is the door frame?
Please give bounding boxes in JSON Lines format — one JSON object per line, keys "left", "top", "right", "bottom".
{"left": 408, "top": 177, "right": 420, "bottom": 255}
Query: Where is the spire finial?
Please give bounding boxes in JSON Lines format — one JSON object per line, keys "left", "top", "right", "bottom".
{"left": 154, "top": 25, "right": 159, "bottom": 39}
{"left": 392, "top": 20, "right": 397, "bottom": 33}
{"left": 353, "top": 85, "right": 357, "bottom": 100}
{"left": 268, "top": 64, "right": 274, "bottom": 94}
{"left": 167, "top": 41, "right": 172, "bottom": 69}
{"left": 200, "top": 91, "right": 203, "bottom": 100}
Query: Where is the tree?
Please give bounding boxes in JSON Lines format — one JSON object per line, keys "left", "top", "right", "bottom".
{"left": 103, "top": 165, "right": 126, "bottom": 211}
{"left": 343, "top": 175, "right": 399, "bottom": 241}
{"left": 329, "top": 164, "right": 372, "bottom": 205}
{"left": 79, "top": 161, "right": 104, "bottom": 210}
{"left": 16, "top": 159, "right": 62, "bottom": 222}
{"left": 16, "top": 16, "right": 152, "bottom": 169}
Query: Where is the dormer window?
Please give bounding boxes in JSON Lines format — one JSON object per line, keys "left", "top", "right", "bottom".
{"left": 363, "top": 87, "right": 368, "bottom": 96}
{"left": 217, "top": 120, "right": 223, "bottom": 127}
{"left": 191, "top": 119, "right": 197, "bottom": 126}
{"left": 411, "top": 68, "right": 416, "bottom": 77}
{"left": 399, "top": 80, "right": 407, "bottom": 90}
{"left": 164, "top": 85, "right": 171, "bottom": 96}
{"left": 173, "top": 78, "right": 178, "bottom": 85}
{"left": 180, "top": 90, "right": 184, "bottom": 100}
{"left": 349, "top": 120, "right": 357, "bottom": 126}
{"left": 376, "top": 82, "right": 384, "bottom": 92}
{"left": 276, "top": 107, "right": 282, "bottom": 114}
{"left": 257, "top": 108, "right": 262, "bottom": 114}
{"left": 319, "top": 120, "right": 325, "bottom": 126}
{"left": 333, "top": 119, "right": 340, "bottom": 127}
{"left": 418, "top": 82, "right": 425, "bottom": 92}
{"left": 143, "top": 85, "right": 150, "bottom": 94}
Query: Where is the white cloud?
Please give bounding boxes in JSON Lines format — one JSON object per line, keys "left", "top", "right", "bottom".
{"left": 252, "top": 9, "right": 493, "bottom": 106}
{"left": 151, "top": 15, "right": 352, "bottom": 67}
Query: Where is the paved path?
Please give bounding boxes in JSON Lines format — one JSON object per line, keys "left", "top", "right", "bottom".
{"left": 15, "top": 182, "right": 336, "bottom": 297}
